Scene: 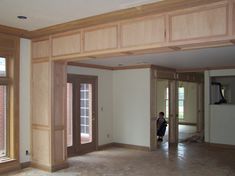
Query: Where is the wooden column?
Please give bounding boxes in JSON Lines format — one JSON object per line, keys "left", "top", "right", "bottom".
{"left": 197, "top": 83, "right": 204, "bottom": 134}
{"left": 169, "top": 80, "right": 178, "bottom": 144}
{"left": 31, "top": 38, "right": 67, "bottom": 172}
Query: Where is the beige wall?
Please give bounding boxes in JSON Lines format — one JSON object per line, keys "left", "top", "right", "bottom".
{"left": 113, "top": 69, "right": 151, "bottom": 147}
{"left": 180, "top": 81, "right": 197, "bottom": 124}
{"left": 156, "top": 79, "right": 168, "bottom": 116}
{"left": 205, "top": 69, "right": 235, "bottom": 145}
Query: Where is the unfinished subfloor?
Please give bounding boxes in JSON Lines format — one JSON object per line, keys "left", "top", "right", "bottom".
{"left": 4, "top": 143, "right": 235, "bottom": 176}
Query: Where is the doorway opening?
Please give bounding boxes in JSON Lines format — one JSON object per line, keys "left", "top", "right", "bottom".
{"left": 177, "top": 81, "right": 197, "bottom": 143}
{"left": 156, "top": 79, "right": 169, "bottom": 145}
{"left": 67, "top": 74, "right": 98, "bottom": 157}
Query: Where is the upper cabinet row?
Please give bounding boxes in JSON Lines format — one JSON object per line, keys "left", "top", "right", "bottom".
{"left": 32, "top": 1, "right": 234, "bottom": 60}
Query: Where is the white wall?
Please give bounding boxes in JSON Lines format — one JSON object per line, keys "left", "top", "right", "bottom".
{"left": 67, "top": 66, "right": 114, "bottom": 145}
{"left": 156, "top": 79, "right": 168, "bottom": 115}
{"left": 181, "top": 82, "right": 197, "bottom": 124}
{"left": 113, "top": 69, "right": 151, "bottom": 147}
{"left": 205, "top": 69, "right": 235, "bottom": 145}
{"left": 19, "top": 38, "right": 31, "bottom": 163}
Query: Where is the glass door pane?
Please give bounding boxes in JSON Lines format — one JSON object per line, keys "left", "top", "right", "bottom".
{"left": 67, "top": 83, "right": 73, "bottom": 147}
{"left": 80, "top": 83, "right": 92, "bottom": 144}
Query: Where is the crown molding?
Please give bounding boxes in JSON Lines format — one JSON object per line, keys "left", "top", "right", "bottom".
{"left": 28, "top": 0, "right": 222, "bottom": 38}
{"left": 0, "top": 0, "right": 223, "bottom": 39}
{"left": 0, "top": 25, "right": 30, "bottom": 39}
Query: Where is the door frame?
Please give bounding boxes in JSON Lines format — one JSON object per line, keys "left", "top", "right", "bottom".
{"left": 67, "top": 74, "right": 98, "bottom": 157}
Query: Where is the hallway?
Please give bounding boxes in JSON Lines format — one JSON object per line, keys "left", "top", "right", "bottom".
{"left": 5, "top": 143, "right": 235, "bottom": 176}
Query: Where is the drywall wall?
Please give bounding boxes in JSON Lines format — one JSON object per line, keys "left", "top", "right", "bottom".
{"left": 205, "top": 69, "right": 235, "bottom": 145}
{"left": 210, "top": 105, "right": 235, "bottom": 145}
{"left": 19, "top": 38, "right": 31, "bottom": 163}
{"left": 113, "top": 69, "right": 151, "bottom": 147}
{"left": 180, "top": 82, "right": 197, "bottom": 124}
{"left": 156, "top": 79, "right": 168, "bottom": 117}
{"left": 67, "top": 66, "right": 113, "bottom": 146}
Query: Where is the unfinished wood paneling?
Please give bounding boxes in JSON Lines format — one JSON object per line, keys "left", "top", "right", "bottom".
{"left": 157, "top": 71, "right": 175, "bottom": 80}
{"left": 32, "top": 129, "right": 50, "bottom": 166}
{"left": 52, "top": 32, "right": 81, "bottom": 57}
{"left": 233, "top": 1, "right": 235, "bottom": 35}
{"left": 121, "top": 15, "right": 166, "bottom": 47}
{"left": 170, "top": 4, "right": 228, "bottom": 41}
{"left": 53, "top": 62, "right": 66, "bottom": 127}
{"left": 52, "top": 61, "right": 67, "bottom": 168}
{"left": 32, "top": 40, "right": 50, "bottom": 59}
{"left": 54, "top": 130, "right": 65, "bottom": 163}
{"left": 32, "top": 62, "right": 49, "bottom": 126}
{"left": 0, "top": 37, "right": 15, "bottom": 49}
{"left": 84, "top": 25, "right": 118, "bottom": 52}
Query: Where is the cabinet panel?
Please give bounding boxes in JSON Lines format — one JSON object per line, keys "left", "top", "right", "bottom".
{"left": 121, "top": 15, "right": 166, "bottom": 47}
{"left": 32, "top": 129, "right": 50, "bottom": 166}
{"left": 32, "top": 62, "right": 49, "bottom": 126}
{"left": 84, "top": 25, "right": 118, "bottom": 52}
{"left": 32, "top": 40, "right": 50, "bottom": 59}
{"left": 233, "top": 1, "right": 235, "bottom": 35}
{"left": 170, "top": 5, "right": 228, "bottom": 41}
{"left": 52, "top": 32, "right": 81, "bottom": 56}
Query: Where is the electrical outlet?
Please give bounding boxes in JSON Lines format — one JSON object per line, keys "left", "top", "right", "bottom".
{"left": 107, "top": 134, "right": 110, "bottom": 138}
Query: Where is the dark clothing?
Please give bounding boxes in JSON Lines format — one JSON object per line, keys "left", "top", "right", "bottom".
{"left": 157, "top": 117, "right": 167, "bottom": 137}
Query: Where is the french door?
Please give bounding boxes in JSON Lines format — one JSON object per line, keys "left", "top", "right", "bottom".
{"left": 67, "top": 74, "right": 98, "bottom": 157}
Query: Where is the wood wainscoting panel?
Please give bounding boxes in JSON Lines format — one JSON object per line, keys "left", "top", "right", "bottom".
{"left": 32, "top": 62, "right": 49, "bottom": 126}
{"left": 32, "top": 128, "right": 50, "bottom": 166}
{"left": 169, "top": 2, "right": 228, "bottom": 42}
{"left": 84, "top": 25, "right": 118, "bottom": 52}
{"left": 54, "top": 130, "right": 65, "bottom": 163}
{"left": 52, "top": 32, "right": 81, "bottom": 57}
{"left": 233, "top": 0, "right": 235, "bottom": 35}
{"left": 121, "top": 15, "right": 166, "bottom": 48}
{"left": 32, "top": 40, "right": 50, "bottom": 59}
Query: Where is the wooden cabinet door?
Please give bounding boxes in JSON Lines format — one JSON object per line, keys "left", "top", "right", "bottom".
{"left": 121, "top": 15, "right": 166, "bottom": 48}
{"left": 169, "top": 3, "right": 228, "bottom": 42}
{"left": 52, "top": 32, "right": 81, "bottom": 57}
{"left": 83, "top": 25, "right": 118, "bottom": 52}
{"left": 32, "top": 40, "right": 50, "bottom": 59}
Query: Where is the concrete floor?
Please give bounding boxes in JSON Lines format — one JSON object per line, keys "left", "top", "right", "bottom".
{"left": 4, "top": 143, "right": 235, "bottom": 176}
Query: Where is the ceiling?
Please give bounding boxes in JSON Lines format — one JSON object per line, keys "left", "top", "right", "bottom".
{"left": 78, "top": 46, "right": 235, "bottom": 70}
{"left": 0, "top": 0, "right": 162, "bottom": 31}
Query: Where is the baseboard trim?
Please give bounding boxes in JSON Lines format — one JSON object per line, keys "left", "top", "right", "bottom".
{"left": 52, "top": 161, "right": 69, "bottom": 172}
{"left": 98, "top": 143, "right": 114, "bottom": 150}
{"left": 178, "top": 122, "right": 197, "bottom": 126}
{"left": 113, "top": 143, "right": 150, "bottom": 151}
{"left": 31, "top": 161, "right": 68, "bottom": 172}
{"left": 31, "top": 162, "right": 52, "bottom": 172}
{"left": 98, "top": 143, "right": 150, "bottom": 151}
{"left": 20, "top": 161, "right": 31, "bottom": 169}
{"left": 0, "top": 160, "right": 20, "bottom": 174}
{"left": 205, "top": 142, "right": 235, "bottom": 150}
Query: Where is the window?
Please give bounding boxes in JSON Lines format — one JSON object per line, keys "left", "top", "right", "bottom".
{"left": 165, "top": 87, "right": 169, "bottom": 118}
{"left": 165, "top": 87, "right": 185, "bottom": 120}
{"left": 80, "top": 83, "right": 92, "bottom": 144}
{"left": 0, "top": 57, "right": 8, "bottom": 158}
{"left": 178, "top": 87, "right": 185, "bottom": 120}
